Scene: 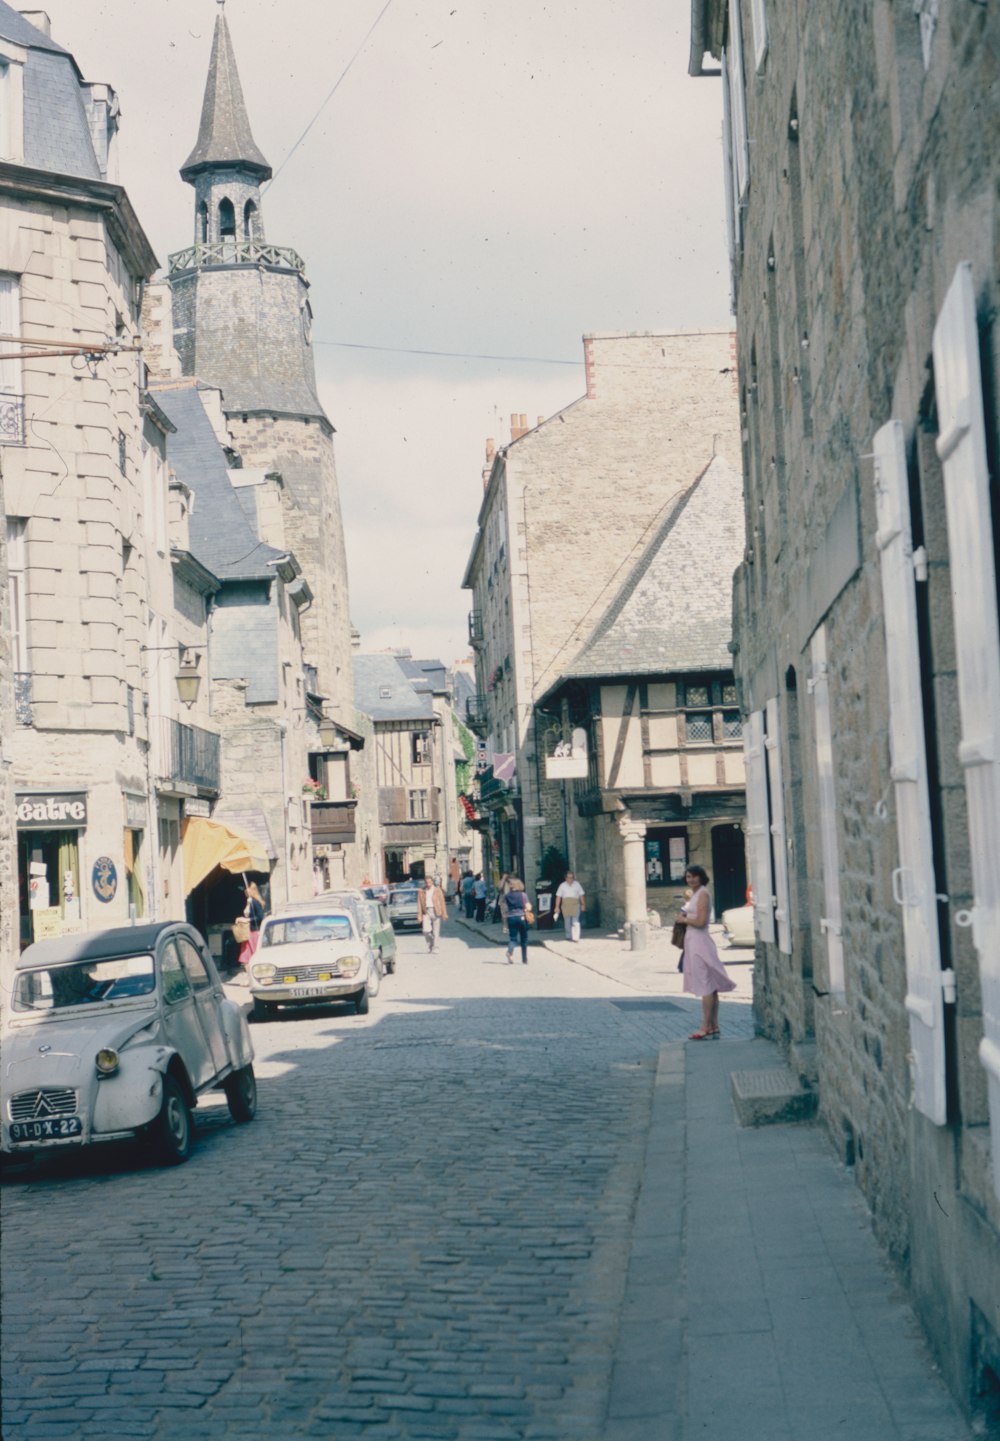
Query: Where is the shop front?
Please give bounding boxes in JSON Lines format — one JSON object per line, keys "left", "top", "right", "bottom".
{"left": 16, "top": 790, "right": 88, "bottom": 950}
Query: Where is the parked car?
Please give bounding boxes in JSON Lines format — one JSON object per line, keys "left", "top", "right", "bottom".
{"left": 721, "top": 903, "right": 756, "bottom": 948}
{"left": 359, "top": 899, "right": 397, "bottom": 974}
{"left": 1, "top": 923, "right": 256, "bottom": 1167}
{"left": 249, "top": 905, "right": 380, "bottom": 1021}
{"left": 387, "top": 884, "right": 421, "bottom": 930}
{"left": 362, "top": 884, "right": 390, "bottom": 905}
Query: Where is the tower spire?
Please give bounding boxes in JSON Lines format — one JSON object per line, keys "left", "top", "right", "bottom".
{"left": 180, "top": 5, "right": 270, "bottom": 182}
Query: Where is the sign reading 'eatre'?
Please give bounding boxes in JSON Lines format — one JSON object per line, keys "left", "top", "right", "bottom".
{"left": 16, "top": 793, "right": 88, "bottom": 829}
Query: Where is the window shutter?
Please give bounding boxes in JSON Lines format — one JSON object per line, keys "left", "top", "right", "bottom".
{"left": 872, "top": 419, "right": 947, "bottom": 1125}
{"left": 725, "top": 0, "right": 750, "bottom": 203}
{"left": 749, "top": 0, "right": 768, "bottom": 70}
{"left": 764, "top": 698, "right": 792, "bottom": 954}
{"left": 809, "top": 626, "right": 845, "bottom": 999}
{"left": 720, "top": 56, "right": 739, "bottom": 281}
{"left": 743, "top": 709, "right": 775, "bottom": 943}
{"left": 933, "top": 262, "right": 1000, "bottom": 1186}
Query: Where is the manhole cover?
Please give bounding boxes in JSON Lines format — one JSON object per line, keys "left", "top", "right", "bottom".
{"left": 610, "top": 999, "right": 682, "bottom": 1012}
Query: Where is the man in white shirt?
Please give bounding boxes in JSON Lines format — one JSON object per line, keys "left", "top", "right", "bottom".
{"left": 554, "top": 871, "right": 585, "bottom": 942}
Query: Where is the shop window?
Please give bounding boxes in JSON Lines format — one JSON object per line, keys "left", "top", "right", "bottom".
{"left": 18, "top": 829, "right": 81, "bottom": 948}
{"left": 124, "top": 828, "right": 144, "bottom": 918}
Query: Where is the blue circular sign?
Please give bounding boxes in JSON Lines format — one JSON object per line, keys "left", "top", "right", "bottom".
{"left": 92, "top": 856, "right": 118, "bottom": 903}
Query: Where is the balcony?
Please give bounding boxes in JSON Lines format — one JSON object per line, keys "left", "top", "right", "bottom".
{"left": 157, "top": 717, "right": 221, "bottom": 794}
{"left": 468, "top": 610, "right": 484, "bottom": 647}
{"left": 465, "top": 696, "right": 489, "bottom": 735}
{"left": 167, "top": 239, "right": 306, "bottom": 275}
{"left": 310, "top": 799, "right": 357, "bottom": 847}
{"left": 0, "top": 393, "right": 25, "bottom": 445}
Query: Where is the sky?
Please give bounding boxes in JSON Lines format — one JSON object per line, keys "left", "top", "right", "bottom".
{"left": 39, "top": 0, "right": 732, "bottom": 664}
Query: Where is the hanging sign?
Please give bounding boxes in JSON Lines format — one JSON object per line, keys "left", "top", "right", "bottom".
{"left": 92, "top": 857, "right": 118, "bottom": 903}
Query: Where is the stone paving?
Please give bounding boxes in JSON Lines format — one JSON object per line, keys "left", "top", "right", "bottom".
{"left": 1, "top": 921, "right": 734, "bottom": 1441}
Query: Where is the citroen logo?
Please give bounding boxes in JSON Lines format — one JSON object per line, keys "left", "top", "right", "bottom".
{"left": 32, "top": 1094, "right": 56, "bottom": 1118}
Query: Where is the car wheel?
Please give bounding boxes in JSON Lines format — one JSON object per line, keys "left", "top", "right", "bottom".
{"left": 251, "top": 999, "right": 273, "bottom": 1024}
{"left": 224, "top": 1064, "right": 257, "bottom": 1124}
{"left": 368, "top": 961, "right": 381, "bottom": 999}
{"left": 355, "top": 985, "right": 369, "bottom": 1015}
{"left": 153, "top": 1076, "right": 192, "bottom": 1165}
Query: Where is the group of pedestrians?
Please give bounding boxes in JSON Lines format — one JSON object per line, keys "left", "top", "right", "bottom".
{"left": 458, "top": 869, "right": 488, "bottom": 921}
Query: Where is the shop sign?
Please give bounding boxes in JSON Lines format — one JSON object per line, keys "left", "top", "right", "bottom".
{"left": 92, "top": 857, "right": 118, "bottom": 903}
{"left": 16, "top": 792, "right": 88, "bottom": 829}
{"left": 123, "top": 793, "right": 146, "bottom": 829}
{"left": 183, "top": 797, "right": 212, "bottom": 818}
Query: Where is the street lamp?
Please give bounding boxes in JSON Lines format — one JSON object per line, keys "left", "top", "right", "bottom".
{"left": 175, "top": 653, "right": 202, "bottom": 708}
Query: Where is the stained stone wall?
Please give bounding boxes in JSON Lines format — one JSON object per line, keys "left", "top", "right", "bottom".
{"left": 709, "top": 0, "right": 1000, "bottom": 1422}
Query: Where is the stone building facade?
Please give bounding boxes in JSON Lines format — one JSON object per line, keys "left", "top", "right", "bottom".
{"left": 690, "top": 0, "right": 1000, "bottom": 1425}
{"left": 463, "top": 330, "right": 742, "bottom": 903}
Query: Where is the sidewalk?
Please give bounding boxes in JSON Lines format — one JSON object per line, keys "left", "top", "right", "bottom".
{"left": 605, "top": 1035, "right": 973, "bottom": 1441}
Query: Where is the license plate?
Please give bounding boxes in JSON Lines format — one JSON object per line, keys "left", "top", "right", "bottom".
{"left": 9, "top": 1116, "right": 83, "bottom": 1143}
{"left": 286, "top": 985, "right": 334, "bottom": 997}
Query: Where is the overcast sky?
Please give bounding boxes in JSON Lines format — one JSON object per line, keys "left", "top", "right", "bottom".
{"left": 41, "top": 0, "right": 731, "bottom": 663}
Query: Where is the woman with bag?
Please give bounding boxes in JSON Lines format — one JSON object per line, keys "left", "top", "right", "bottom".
{"left": 676, "top": 865, "right": 735, "bottom": 1039}
{"left": 235, "top": 880, "right": 266, "bottom": 970}
{"left": 504, "top": 878, "right": 531, "bottom": 965}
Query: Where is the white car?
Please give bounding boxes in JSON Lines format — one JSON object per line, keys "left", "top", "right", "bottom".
{"left": 1, "top": 922, "right": 256, "bottom": 1166}
{"left": 721, "top": 903, "right": 756, "bottom": 948}
{"left": 248, "top": 905, "right": 381, "bottom": 1022}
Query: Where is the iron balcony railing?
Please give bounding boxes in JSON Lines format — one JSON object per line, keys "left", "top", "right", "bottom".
{"left": 167, "top": 239, "right": 306, "bottom": 275}
{"left": 465, "top": 696, "right": 489, "bottom": 735}
{"left": 0, "top": 393, "right": 25, "bottom": 445}
{"left": 158, "top": 717, "right": 221, "bottom": 793}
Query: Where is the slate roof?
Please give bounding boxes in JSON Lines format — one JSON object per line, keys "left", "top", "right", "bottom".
{"left": 0, "top": 2, "right": 101, "bottom": 179}
{"left": 545, "top": 455, "right": 743, "bottom": 694}
{"left": 180, "top": 9, "right": 271, "bottom": 181}
{"left": 151, "top": 382, "right": 285, "bottom": 582}
{"left": 397, "top": 657, "right": 449, "bottom": 696}
{"left": 353, "top": 654, "right": 436, "bottom": 723}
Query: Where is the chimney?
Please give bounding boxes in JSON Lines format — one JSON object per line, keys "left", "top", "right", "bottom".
{"left": 537, "top": 416, "right": 544, "bottom": 427}
{"left": 485, "top": 438, "right": 495, "bottom": 464}
{"left": 20, "top": 10, "right": 52, "bottom": 35}
{"left": 511, "top": 412, "right": 528, "bottom": 442}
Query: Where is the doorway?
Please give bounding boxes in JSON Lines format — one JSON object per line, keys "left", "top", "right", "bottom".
{"left": 711, "top": 823, "right": 747, "bottom": 913}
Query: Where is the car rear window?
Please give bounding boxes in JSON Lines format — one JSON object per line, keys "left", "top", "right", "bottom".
{"left": 261, "top": 914, "right": 354, "bottom": 947}
{"left": 13, "top": 955, "right": 156, "bottom": 1012}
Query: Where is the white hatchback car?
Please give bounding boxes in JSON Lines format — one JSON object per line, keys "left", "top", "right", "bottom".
{"left": 248, "top": 905, "right": 381, "bottom": 1022}
{"left": 1, "top": 922, "right": 256, "bottom": 1166}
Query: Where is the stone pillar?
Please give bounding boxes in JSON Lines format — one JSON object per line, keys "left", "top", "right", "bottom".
{"left": 619, "top": 814, "right": 648, "bottom": 951}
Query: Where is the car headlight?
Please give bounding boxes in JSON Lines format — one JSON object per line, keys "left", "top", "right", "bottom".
{"left": 339, "top": 955, "right": 362, "bottom": 976}
{"left": 251, "top": 963, "right": 276, "bottom": 980}
{"left": 95, "top": 1047, "right": 120, "bottom": 1077}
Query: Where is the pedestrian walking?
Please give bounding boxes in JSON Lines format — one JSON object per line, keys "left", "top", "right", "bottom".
{"left": 553, "top": 871, "right": 585, "bottom": 941}
{"left": 504, "top": 878, "right": 530, "bottom": 964}
{"left": 472, "top": 872, "right": 488, "bottom": 923}
{"left": 677, "top": 864, "right": 736, "bottom": 1039}
{"left": 236, "top": 880, "right": 266, "bottom": 969}
{"left": 495, "top": 872, "right": 511, "bottom": 925}
{"left": 461, "top": 869, "right": 476, "bottom": 918}
{"left": 417, "top": 874, "right": 447, "bottom": 953}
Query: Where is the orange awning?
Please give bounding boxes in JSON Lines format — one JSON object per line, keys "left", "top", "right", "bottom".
{"left": 182, "top": 817, "right": 271, "bottom": 896}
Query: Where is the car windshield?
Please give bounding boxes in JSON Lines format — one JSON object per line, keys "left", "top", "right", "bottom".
{"left": 12, "top": 955, "right": 156, "bottom": 1012}
{"left": 261, "top": 914, "right": 354, "bottom": 947}
{"left": 390, "top": 888, "right": 417, "bottom": 902}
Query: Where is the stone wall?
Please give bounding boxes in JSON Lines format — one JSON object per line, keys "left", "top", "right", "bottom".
{"left": 717, "top": 0, "right": 1000, "bottom": 1420}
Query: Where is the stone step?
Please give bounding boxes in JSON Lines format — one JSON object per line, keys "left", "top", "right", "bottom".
{"left": 730, "top": 1066, "right": 817, "bottom": 1127}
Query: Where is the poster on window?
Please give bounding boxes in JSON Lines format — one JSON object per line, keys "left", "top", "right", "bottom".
{"left": 644, "top": 841, "right": 663, "bottom": 884}
{"left": 668, "top": 836, "right": 687, "bottom": 881}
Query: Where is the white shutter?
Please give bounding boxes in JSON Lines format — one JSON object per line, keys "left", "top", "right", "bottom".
{"left": 872, "top": 419, "right": 947, "bottom": 1124}
{"left": 0, "top": 273, "right": 20, "bottom": 394}
{"left": 749, "top": 0, "right": 768, "bottom": 71}
{"left": 764, "top": 697, "right": 792, "bottom": 954}
{"left": 743, "top": 709, "right": 775, "bottom": 943}
{"left": 933, "top": 262, "right": 1000, "bottom": 1187}
{"left": 725, "top": 0, "right": 750, "bottom": 203}
{"left": 809, "top": 626, "right": 845, "bottom": 999}
{"left": 719, "top": 63, "right": 739, "bottom": 292}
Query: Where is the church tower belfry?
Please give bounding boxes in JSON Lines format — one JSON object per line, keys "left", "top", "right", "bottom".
{"left": 180, "top": 2, "right": 270, "bottom": 247}
{"left": 167, "top": 3, "right": 354, "bottom": 731}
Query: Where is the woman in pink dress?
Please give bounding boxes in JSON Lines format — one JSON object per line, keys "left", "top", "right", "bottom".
{"left": 678, "top": 865, "right": 736, "bottom": 1040}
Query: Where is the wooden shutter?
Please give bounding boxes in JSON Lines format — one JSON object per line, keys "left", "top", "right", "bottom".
{"left": 749, "top": 0, "right": 769, "bottom": 71}
{"left": 809, "top": 627, "right": 845, "bottom": 999}
{"left": 933, "top": 262, "right": 1000, "bottom": 1186}
{"left": 743, "top": 710, "right": 775, "bottom": 943}
{"left": 764, "top": 698, "right": 792, "bottom": 954}
{"left": 872, "top": 419, "right": 947, "bottom": 1124}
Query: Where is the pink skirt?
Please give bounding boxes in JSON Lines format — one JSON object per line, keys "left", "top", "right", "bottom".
{"left": 682, "top": 926, "right": 736, "bottom": 997}
{"left": 238, "top": 932, "right": 260, "bottom": 966}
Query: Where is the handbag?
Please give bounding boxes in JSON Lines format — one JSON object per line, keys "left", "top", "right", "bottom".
{"left": 670, "top": 919, "right": 686, "bottom": 949}
{"left": 525, "top": 905, "right": 535, "bottom": 926}
{"left": 232, "top": 916, "right": 251, "bottom": 944}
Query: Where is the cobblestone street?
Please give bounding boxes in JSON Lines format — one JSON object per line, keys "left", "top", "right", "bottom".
{"left": 1, "top": 923, "right": 744, "bottom": 1441}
